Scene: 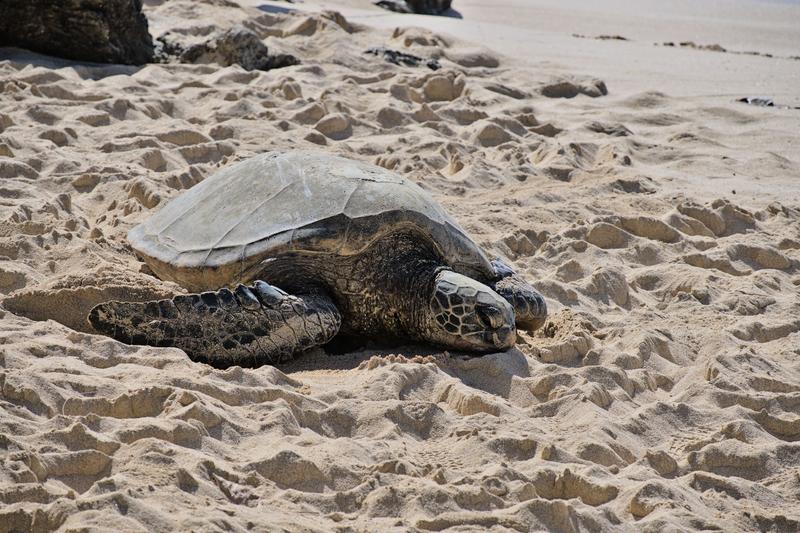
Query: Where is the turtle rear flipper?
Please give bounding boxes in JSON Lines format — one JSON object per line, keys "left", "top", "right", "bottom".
{"left": 88, "top": 281, "right": 341, "bottom": 368}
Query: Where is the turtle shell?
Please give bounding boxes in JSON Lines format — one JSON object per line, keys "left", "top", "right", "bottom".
{"left": 129, "top": 151, "right": 494, "bottom": 291}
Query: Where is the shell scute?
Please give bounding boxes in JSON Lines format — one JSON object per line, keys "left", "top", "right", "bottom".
{"left": 129, "top": 151, "right": 493, "bottom": 291}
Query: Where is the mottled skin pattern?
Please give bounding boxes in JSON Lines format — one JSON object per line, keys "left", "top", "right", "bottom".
{"left": 491, "top": 266, "right": 548, "bottom": 331}
{"left": 90, "top": 283, "right": 341, "bottom": 368}
{"left": 90, "top": 231, "right": 546, "bottom": 368}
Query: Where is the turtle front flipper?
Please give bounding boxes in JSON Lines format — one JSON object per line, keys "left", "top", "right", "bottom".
{"left": 490, "top": 259, "right": 547, "bottom": 332}
{"left": 88, "top": 281, "right": 341, "bottom": 368}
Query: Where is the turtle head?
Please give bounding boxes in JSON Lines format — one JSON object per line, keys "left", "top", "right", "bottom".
{"left": 425, "top": 270, "right": 516, "bottom": 352}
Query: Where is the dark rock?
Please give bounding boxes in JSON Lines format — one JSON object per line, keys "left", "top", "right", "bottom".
{"left": 365, "top": 47, "right": 441, "bottom": 70}
{"left": 374, "top": 0, "right": 452, "bottom": 15}
{"left": 153, "top": 34, "right": 185, "bottom": 62}
{"left": 737, "top": 97, "right": 774, "bottom": 107}
{"left": 736, "top": 97, "right": 799, "bottom": 110}
{"left": 160, "top": 28, "right": 300, "bottom": 71}
{"left": 0, "top": 0, "right": 154, "bottom": 65}
{"left": 585, "top": 121, "right": 632, "bottom": 137}
{"left": 264, "top": 53, "right": 302, "bottom": 71}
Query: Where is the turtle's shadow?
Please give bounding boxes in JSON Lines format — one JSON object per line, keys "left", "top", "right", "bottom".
{"left": 277, "top": 342, "right": 443, "bottom": 373}
{"left": 278, "top": 344, "right": 530, "bottom": 401}
{"left": 435, "top": 348, "right": 530, "bottom": 400}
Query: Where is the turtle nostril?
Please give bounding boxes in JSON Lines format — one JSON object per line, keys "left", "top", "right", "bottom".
{"left": 493, "top": 326, "right": 515, "bottom": 348}
{"left": 477, "top": 305, "right": 503, "bottom": 329}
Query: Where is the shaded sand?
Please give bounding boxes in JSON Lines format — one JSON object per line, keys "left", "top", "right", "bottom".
{"left": 1, "top": 1, "right": 800, "bottom": 531}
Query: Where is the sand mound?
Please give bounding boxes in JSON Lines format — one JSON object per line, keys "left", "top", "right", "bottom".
{"left": 1, "top": 1, "right": 799, "bottom": 531}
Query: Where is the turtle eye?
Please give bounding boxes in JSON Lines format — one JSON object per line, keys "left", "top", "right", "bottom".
{"left": 476, "top": 304, "right": 503, "bottom": 329}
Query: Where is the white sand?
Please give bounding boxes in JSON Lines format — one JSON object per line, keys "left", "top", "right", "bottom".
{"left": 1, "top": 0, "right": 799, "bottom": 531}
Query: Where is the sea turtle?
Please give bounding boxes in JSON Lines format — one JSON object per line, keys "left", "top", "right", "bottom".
{"left": 89, "top": 151, "right": 547, "bottom": 367}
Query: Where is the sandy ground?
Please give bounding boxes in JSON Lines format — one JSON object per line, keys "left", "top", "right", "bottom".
{"left": 1, "top": 0, "right": 799, "bottom": 531}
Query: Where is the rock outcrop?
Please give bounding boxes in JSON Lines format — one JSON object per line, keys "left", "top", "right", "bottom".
{"left": 159, "top": 28, "right": 300, "bottom": 71}
{"left": 0, "top": 0, "right": 154, "bottom": 65}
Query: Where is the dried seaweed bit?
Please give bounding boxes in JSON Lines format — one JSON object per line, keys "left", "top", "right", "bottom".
{"left": 737, "top": 97, "right": 775, "bottom": 107}
{"left": 365, "top": 47, "right": 441, "bottom": 70}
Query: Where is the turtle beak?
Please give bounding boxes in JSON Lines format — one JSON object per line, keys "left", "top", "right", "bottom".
{"left": 488, "top": 325, "right": 515, "bottom": 350}
{"left": 477, "top": 301, "right": 516, "bottom": 350}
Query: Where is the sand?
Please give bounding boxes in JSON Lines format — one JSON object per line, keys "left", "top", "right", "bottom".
{"left": 1, "top": 0, "right": 799, "bottom": 531}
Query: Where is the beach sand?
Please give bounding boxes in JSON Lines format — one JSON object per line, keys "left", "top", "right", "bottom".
{"left": 1, "top": 0, "right": 799, "bottom": 531}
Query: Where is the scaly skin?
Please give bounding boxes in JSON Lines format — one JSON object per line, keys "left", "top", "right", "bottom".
{"left": 89, "top": 232, "right": 546, "bottom": 366}
{"left": 89, "top": 282, "right": 341, "bottom": 368}
{"left": 251, "top": 232, "right": 519, "bottom": 349}
{"left": 490, "top": 258, "right": 548, "bottom": 331}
